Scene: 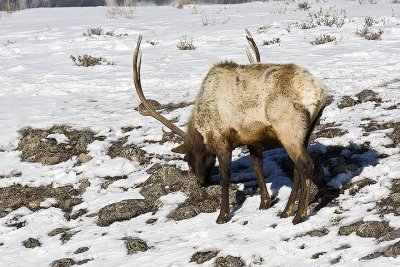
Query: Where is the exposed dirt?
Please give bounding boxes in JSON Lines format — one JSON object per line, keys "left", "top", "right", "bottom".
{"left": 362, "top": 121, "right": 400, "bottom": 147}
{"left": 377, "top": 179, "right": 400, "bottom": 215}
{"left": 311, "top": 122, "right": 348, "bottom": 140}
{"left": 108, "top": 136, "right": 149, "bottom": 165}
{"left": 135, "top": 99, "right": 193, "bottom": 114}
{"left": 18, "top": 125, "right": 96, "bottom": 165}
{"left": 124, "top": 237, "right": 149, "bottom": 254}
{"left": 0, "top": 185, "right": 81, "bottom": 218}
{"left": 190, "top": 250, "right": 220, "bottom": 264}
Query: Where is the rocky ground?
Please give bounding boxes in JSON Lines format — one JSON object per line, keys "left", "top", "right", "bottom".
{"left": 1, "top": 87, "right": 399, "bottom": 266}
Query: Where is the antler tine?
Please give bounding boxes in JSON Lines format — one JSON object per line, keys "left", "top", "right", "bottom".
{"left": 245, "top": 28, "right": 260, "bottom": 63}
{"left": 133, "top": 35, "right": 187, "bottom": 139}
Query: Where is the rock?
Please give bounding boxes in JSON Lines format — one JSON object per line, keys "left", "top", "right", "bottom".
{"left": 300, "top": 228, "right": 329, "bottom": 237}
{"left": 45, "top": 156, "right": 61, "bottom": 165}
{"left": 97, "top": 199, "right": 157, "bottom": 227}
{"left": 360, "top": 252, "right": 383, "bottom": 260}
{"left": 356, "top": 221, "right": 391, "bottom": 238}
{"left": 190, "top": 250, "right": 220, "bottom": 264}
{"left": 338, "top": 221, "right": 363, "bottom": 236}
{"left": 214, "top": 255, "right": 245, "bottom": 267}
{"left": 124, "top": 237, "right": 149, "bottom": 254}
{"left": 74, "top": 247, "right": 89, "bottom": 254}
{"left": 78, "top": 180, "right": 90, "bottom": 193}
{"left": 48, "top": 228, "right": 70, "bottom": 237}
{"left": 50, "top": 258, "right": 75, "bottom": 267}
{"left": 384, "top": 241, "right": 400, "bottom": 258}
{"left": 78, "top": 153, "right": 92, "bottom": 163}
{"left": 338, "top": 96, "right": 357, "bottom": 109}
{"left": 168, "top": 185, "right": 243, "bottom": 221}
{"left": 378, "top": 228, "right": 400, "bottom": 242}
{"left": 311, "top": 252, "right": 326, "bottom": 259}
{"left": 355, "top": 89, "right": 381, "bottom": 103}
{"left": 145, "top": 218, "right": 157, "bottom": 224}
{"left": 22, "top": 238, "right": 41, "bottom": 248}
{"left": 69, "top": 208, "right": 88, "bottom": 220}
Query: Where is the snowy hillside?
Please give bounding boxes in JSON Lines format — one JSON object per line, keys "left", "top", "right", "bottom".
{"left": 0, "top": 1, "right": 400, "bottom": 266}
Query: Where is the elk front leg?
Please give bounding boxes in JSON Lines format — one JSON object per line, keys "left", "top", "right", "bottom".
{"left": 216, "top": 151, "right": 232, "bottom": 224}
{"left": 280, "top": 167, "right": 300, "bottom": 218}
{"left": 248, "top": 145, "right": 271, "bottom": 210}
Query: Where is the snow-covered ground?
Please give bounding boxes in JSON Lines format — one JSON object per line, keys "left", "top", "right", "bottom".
{"left": 1, "top": 1, "right": 400, "bottom": 266}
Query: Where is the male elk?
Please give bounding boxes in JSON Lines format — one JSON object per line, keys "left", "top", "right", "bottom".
{"left": 132, "top": 31, "right": 327, "bottom": 224}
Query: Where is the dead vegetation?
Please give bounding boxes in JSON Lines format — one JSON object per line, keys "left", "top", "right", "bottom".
{"left": 310, "top": 34, "right": 336, "bottom": 45}
{"left": 263, "top": 37, "right": 281, "bottom": 46}
{"left": 106, "top": 5, "right": 135, "bottom": 19}
{"left": 83, "top": 27, "right": 128, "bottom": 38}
{"left": 356, "top": 16, "right": 383, "bottom": 40}
{"left": 297, "top": 7, "right": 347, "bottom": 29}
{"left": 177, "top": 35, "right": 196, "bottom": 50}
{"left": 70, "top": 54, "right": 115, "bottom": 67}
{"left": 108, "top": 136, "right": 149, "bottom": 165}
{"left": 338, "top": 89, "right": 382, "bottom": 109}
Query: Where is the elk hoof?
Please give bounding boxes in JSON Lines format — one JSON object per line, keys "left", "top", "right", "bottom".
{"left": 259, "top": 201, "right": 271, "bottom": 210}
{"left": 216, "top": 213, "right": 229, "bottom": 224}
{"left": 279, "top": 211, "right": 290, "bottom": 218}
{"left": 292, "top": 214, "right": 306, "bottom": 225}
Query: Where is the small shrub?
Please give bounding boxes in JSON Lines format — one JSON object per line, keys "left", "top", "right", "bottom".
{"left": 106, "top": 5, "right": 135, "bottom": 19}
{"left": 364, "top": 16, "right": 377, "bottom": 27}
{"left": 257, "top": 24, "right": 272, "bottom": 33}
{"left": 358, "top": 0, "right": 377, "bottom": 4}
{"left": 177, "top": 35, "right": 196, "bottom": 50}
{"left": 310, "top": 34, "right": 336, "bottom": 45}
{"left": 298, "top": 7, "right": 347, "bottom": 29}
{"left": 201, "top": 13, "right": 215, "bottom": 26}
{"left": 83, "top": 27, "right": 127, "bottom": 38}
{"left": 263, "top": 37, "right": 281, "bottom": 46}
{"left": 70, "top": 55, "right": 115, "bottom": 67}
{"left": 356, "top": 27, "right": 383, "bottom": 40}
{"left": 298, "top": 1, "right": 311, "bottom": 11}
{"left": 146, "top": 40, "right": 159, "bottom": 46}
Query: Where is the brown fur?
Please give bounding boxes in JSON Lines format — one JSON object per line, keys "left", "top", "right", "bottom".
{"left": 180, "top": 62, "right": 327, "bottom": 224}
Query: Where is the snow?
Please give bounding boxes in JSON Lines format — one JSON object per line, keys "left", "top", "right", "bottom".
{"left": 1, "top": 1, "right": 400, "bottom": 266}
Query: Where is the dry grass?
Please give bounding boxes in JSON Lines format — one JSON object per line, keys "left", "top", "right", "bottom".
{"left": 177, "top": 35, "right": 196, "bottom": 50}
{"left": 106, "top": 5, "right": 135, "bottom": 19}
{"left": 70, "top": 55, "right": 115, "bottom": 67}
{"left": 297, "top": 7, "right": 347, "bottom": 29}
{"left": 310, "top": 34, "right": 337, "bottom": 45}
{"left": 263, "top": 37, "right": 281, "bottom": 46}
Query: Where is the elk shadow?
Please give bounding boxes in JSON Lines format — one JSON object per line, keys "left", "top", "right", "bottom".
{"left": 209, "top": 142, "right": 382, "bottom": 215}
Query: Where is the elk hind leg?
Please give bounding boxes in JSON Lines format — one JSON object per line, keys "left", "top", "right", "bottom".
{"left": 269, "top": 103, "right": 314, "bottom": 224}
{"left": 248, "top": 145, "right": 271, "bottom": 209}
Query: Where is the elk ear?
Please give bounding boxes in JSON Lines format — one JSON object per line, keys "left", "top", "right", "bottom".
{"left": 171, "top": 144, "right": 187, "bottom": 154}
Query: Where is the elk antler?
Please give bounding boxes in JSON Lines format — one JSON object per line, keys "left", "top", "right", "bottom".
{"left": 245, "top": 28, "right": 260, "bottom": 64}
{"left": 133, "top": 35, "right": 187, "bottom": 139}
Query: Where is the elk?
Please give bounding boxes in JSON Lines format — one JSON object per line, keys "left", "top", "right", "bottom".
{"left": 132, "top": 31, "right": 327, "bottom": 225}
